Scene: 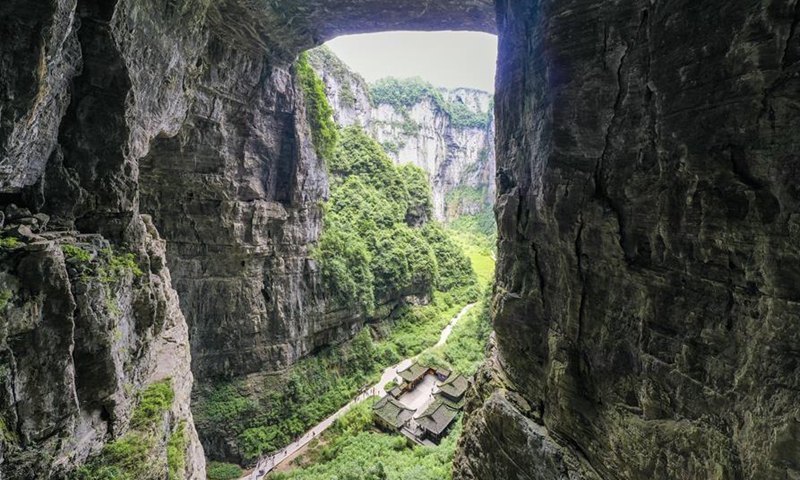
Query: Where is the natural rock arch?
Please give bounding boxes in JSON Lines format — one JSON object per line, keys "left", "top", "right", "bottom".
{"left": 1, "top": 0, "right": 798, "bottom": 479}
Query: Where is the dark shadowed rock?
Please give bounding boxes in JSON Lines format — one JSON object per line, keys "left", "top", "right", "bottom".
{"left": 455, "top": 1, "right": 800, "bottom": 479}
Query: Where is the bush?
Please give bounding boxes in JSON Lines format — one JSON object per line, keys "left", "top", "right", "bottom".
{"left": 0, "top": 237, "right": 21, "bottom": 249}
{"left": 61, "top": 244, "right": 91, "bottom": 262}
{"left": 0, "top": 290, "right": 12, "bottom": 310}
{"left": 71, "top": 432, "right": 157, "bottom": 480}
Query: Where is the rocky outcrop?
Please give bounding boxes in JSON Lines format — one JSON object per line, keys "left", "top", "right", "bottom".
{"left": 370, "top": 89, "right": 494, "bottom": 221}
{"left": 0, "top": 0, "right": 212, "bottom": 476}
{"left": 456, "top": 1, "right": 800, "bottom": 479}
{"left": 308, "top": 48, "right": 495, "bottom": 222}
{"left": 0, "top": 213, "right": 204, "bottom": 479}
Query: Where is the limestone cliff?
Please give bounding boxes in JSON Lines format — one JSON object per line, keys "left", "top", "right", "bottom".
{"left": 0, "top": 0, "right": 212, "bottom": 476}
{"left": 308, "top": 48, "right": 495, "bottom": 222}
{"left": 455, "top": 1, "right": 800, "bottom": 479}
{"left": 0, "top": 213, "right": 204, "bottom": 479}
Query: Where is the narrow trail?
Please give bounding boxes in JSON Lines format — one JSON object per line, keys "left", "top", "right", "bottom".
{"left": 241, "top": 303, "right": 476, "bottom": 479}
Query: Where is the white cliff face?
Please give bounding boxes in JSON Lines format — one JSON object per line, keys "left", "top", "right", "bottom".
{"left": 306, "top": 48, "right": 372, "bottom": 128}
{"left": 308, "top": 47, "right": 495, "bottom": 222}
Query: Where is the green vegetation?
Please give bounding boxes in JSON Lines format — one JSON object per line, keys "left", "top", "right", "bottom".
{"left": 60, "top": 243, "right": 144, "bottom": 283}
{"left": 0, "top": 416, "right": 18, "bottom": 445}
{"left": 0, "top": 237, "right": 21, "bottom": 249}
{"left": 382, "top": 288, "right": 475, "bottom": 358}
{"left": 269, "top": 399, "right": 462, "bottom": 480}
{"left": 296, "top": 52, "right": 338, "bottom": 162}
{"left": 418, "top": 286, "right": 493, "bottom": 377}
{"left": 167, "top": 422, "right": 188, "bottom": 480}
{"left": 400, "top": 164, "right": 433, "bottom": 222}
{"left": 449, "top": 210, "right": 496, "bottom": 241}
{"left": 130, "top": 379, "right": 174, "bottom": 429}
{"left": 195, "top": 329, "right": 385, "bottom": 463}
{"left": 315, "top": 126, "right": 475, "bottom": 312}
{"left": 98, "top": 249, "right": 144, "bottom": 283}
{"left": 207, "top": 462, "right": 243, "bottom": 480}
{"left": 71, "top": 380, "right": 177, "bottom": 480}
{"left": 61, "top": 244, "right": 92, "bottom": 262}
{"left": 370, "top": 77, "right": 490, "bottom": 130}
{"left": 0, "top": 289, "right": 12, "bottom": 310}
{"left": 381, "top": 140, "right": 401, "bottom": 154}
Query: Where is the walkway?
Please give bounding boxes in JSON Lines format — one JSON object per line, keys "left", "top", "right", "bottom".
{"left": 242, "top": 303, "right": 475, "bottom": 479}
{"left": 435, "top": 303, "right": 475, "bottom": 348}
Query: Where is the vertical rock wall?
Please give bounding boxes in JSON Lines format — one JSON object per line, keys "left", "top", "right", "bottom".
{"left": 0, "top": 0, "right": 211, "bottom": 477}
{"left": 138, "top": 41, "right": 355, "bottom": 381}
{"left": 456, "top": 0, "right": 800, "bottom": 479}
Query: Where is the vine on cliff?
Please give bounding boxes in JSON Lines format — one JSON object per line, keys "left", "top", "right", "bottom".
{"left": 296, "top": 52, "right": 338, "bottom": 162}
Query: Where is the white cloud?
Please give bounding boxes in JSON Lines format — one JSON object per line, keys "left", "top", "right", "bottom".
{"left": 325, "top": 31, "right": 498, "bottom": 93}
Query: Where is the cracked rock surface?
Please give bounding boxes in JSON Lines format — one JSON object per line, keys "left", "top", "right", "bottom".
{"left": 456, "top": 0, "right": 800, "bottom": 479}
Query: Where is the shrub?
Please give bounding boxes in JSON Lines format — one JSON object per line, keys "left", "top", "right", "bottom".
{"left": 71, "top": 432, "right": 157, "bottom": 480}
{"left": 61, "top": 244, "right": 91, "bottom": 262}
{"left": 0, "top": 290, "right": 12, "bottom": 310}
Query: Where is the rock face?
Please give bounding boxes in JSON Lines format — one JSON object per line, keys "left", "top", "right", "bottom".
{"left": 308, "top": 48, "right": 495, "bottom": 221}
{"left": 138, "top": 42, "right": 357, "bottom": 381}
{"left": 456, "top": 1, "right": 800, "bottom": 480}
{"left": 0, "top": 214, "right": 204, "bottom": 479}
{"left": 0, "top": 0, "right": 212, "bottom": 476}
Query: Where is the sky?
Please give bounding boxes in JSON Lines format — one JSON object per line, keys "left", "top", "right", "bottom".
{"left": 325, "top": 31, "right": 498, "bottom": 93}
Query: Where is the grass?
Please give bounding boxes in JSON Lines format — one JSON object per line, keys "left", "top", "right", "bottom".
{"left": 167, "top": 421, "right": 187, "bottom": 480}
{"left": 0, "top": 289, "right": 12, "bottom": 310}
{"left": 61, "top": 244, "right": 92, "bottom": 262}
{"left": 130, "top": 379, "right": 174, "bottom": 429}
{"left": 0, "top": 237, "right": 21, "bottom": 249}
{"left": 417, "top": 286, "right": 492, "bottom": 377}
{"left": 448, "top": 228, "right": 495, "bottom": 286}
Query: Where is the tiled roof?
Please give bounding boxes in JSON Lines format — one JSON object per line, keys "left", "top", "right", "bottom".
{"left": 373, "top": 396, "right": 414, "bottom": 429}
{"left": 398, "top": 363, "right": 429, "bottom": 383}
{"left": 438, "top": 373, "right": 469, "bottom": 400}
{"left": 435, "top": 367, "right": 451, "bottom": 378}
{"left": 416, "top": 400, "right": 459, "bottom": 436}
